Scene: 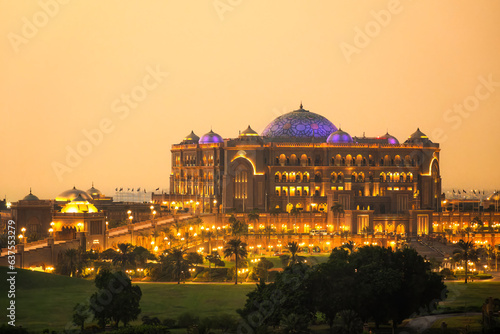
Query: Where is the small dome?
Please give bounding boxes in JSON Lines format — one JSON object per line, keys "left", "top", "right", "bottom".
{"left": 261, "top": 103, "right": 337, "bottom": 143}
{"left": 60, "top": 195, "right": 98, "bottom": 213}
{"left": 327, "top": 128, "right": 353, "bottom": 144}
{"left": 181, "top": 131, "right": 200, "bottom": 144}
{"left": 380, "top": 132, "right": 399, "bottom": 145}
{"left": 240, "top": 125, "right": 259, "bottom": 137}
{"left": 405, "top": 128, "right": 432, "bottom": 145}
{"left": 490, "top": 191, "right": 500, "bottom": 201}
{"left": 87, "top": 183, "right": 102, "bottom": 197}
{"left": 56, "top": 186, "right": 93, "bottom": 202}
{"left": 199, "top": 130, "right": 223, "bottom": 144}
{"left": 23, "top": 189, "right": 39, "bottom": 201}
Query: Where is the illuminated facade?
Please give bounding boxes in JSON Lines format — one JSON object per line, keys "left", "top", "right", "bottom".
{"left": 164, "top": 104, "right": 442, "bottom": 235}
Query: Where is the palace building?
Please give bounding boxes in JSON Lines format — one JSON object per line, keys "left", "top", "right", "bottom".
{"left": 159, "top": 104, "right": 442, "bottom": 236}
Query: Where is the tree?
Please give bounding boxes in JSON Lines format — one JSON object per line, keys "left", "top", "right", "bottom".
{"left": 229, "top": 215, "right": 248, "bottom": 237}
{"left": 132, "top": 246, "right": 155, "bottom": 267}
{"left": 290, "top": 207, "right": 300, "bottom": 227}
{"left": 309, "top": 246, "right": 446, "bottom": 331}
{"left": 166, "top": 247, "right": 189, "bottom": 284}
{"left": 224, "top": 238, "right": 248, "bottom": 284}
{"left": 248, "top": 210, "right": 260, "bottom": 225}
{"left": 252, "top": 257, "right": 274, "bottom": 282}
{"left": 341, "top": 240, "right": 356, "bottom": 254}
{"left": 89, "top": 269, "right": 142, "bottom": 328}
{"left": 56, "top": 248, "right": 82, "bottom": 277}
{"left": 453, "top": 239, "right": 477, "bottom": 283}
{"left": 331, "top": 202, "right": 344, "bottom": 231}
{"left": 112, "top": 243, "right": 136, "bottom": 271}
{"left": 72, "top": 303, "right": 92, "bottom": 332}
{"left": 186, "top": 251, "right": 204, "bottom": 267}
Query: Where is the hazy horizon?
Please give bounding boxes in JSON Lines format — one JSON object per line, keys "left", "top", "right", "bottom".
{"left": 2, "top": 1, "right": 500, "bottom": 202}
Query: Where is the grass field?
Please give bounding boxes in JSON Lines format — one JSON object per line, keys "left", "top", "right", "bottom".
{"left": 0, "top": 266, "right": 254, "bottom": 332}
{"left": 439, "top": 281, "right": 500, "bottom": 312}
{"left": 1, "top": 266, "right": 500, "bottom": 333}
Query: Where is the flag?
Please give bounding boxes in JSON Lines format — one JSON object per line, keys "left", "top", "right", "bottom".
{"left": 115, "top": 188, "right": 118, "bottom": 191}
{"left": 131, "top": 188, "right": 134, "bottom": 191}
{"left": 458, "top": 190, "right": 461, "bottom": 194}
{"left": 453, "top": 189, "right": 455, "bottom": 193}
{"left": 156, "top": 188, "right": 160, "bottom": 191}
{"left": 463, "top": 190, "right": 467, "bottom": 193}
{"left": 120, "top": 188, "right": 123, "bottom": 191}
{"left": 144, "top": 189, "right": 146, "bottom": 193}
{"left": 137, "top": 188, "right": 141, "bottom": 192}
{"left": 128, "top": 188, "right": 130, "bottom": 191}
{"left": 473, "top": 190, "right": 476, "bottom": 195}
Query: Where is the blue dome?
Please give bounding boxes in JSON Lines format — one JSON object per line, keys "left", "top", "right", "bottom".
{"left": 199, "top": 130, "right": 223, "bottom": 144}
{"left": 261, "top": 104, "right": 337, "bottom": 143}
{"left": 327, "top": 128, "right": 353, "bottom": 144}
{"left": 380, "top": 132, "right": 399, "bottom": 145}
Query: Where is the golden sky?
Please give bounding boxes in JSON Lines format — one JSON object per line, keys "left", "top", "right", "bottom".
{"left": 1, "top": 0, "right": 500, "bottom": 201}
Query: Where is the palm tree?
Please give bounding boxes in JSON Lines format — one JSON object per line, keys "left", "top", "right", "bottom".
{"left": 331, "top": 202, "right": 344, "bottom": 231}
{"left": 60, "top": 248, "right": 81, "bottom": 277}
{"left": 289, "top": 207, "right": 300, "bottom": 227}
{"left": 166, "top": 247, "right": 188, "bottom": 284}
{"left": 172, "top": 219, "right": 184, "bottom": 237}
{"left": 150, "top": 229, "right": 160, "bottom": 250}
{"left": 224, "top": 238, "right": 248, "bottom": 284}
{"left": 113, "top": 243, "right": 136, "bottom": 271}
{"left": 288, "top": 241, "right": 300, "bottom": 264}
{"left": 248, "top": 210, "right": 260, "bottom": 226}
{"left": 453, "top": 239, "right": 475, "bottom": 283}
{"left": 229, "top": 215, "right": 248, "bottom": 237}
{"left": 160, "top": 226, "right": 173, "bottom": 249}
{"left": 471, "top": 216, "right": 483, "bottom": 232}
{"left": 341, "top": 240, "right": 357, "bottom": 254}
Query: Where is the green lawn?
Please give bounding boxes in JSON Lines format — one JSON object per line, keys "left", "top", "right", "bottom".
{"left": 2, "top": 266, "right": 499, "bottom": 333}
{"left": 439, "top": 281, "right": 500, "bottom": 312}
{"left": 0, "top": 266, "right": 254, "bottom": 333}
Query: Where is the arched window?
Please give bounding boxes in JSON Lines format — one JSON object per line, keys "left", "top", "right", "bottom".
{"left": 408, "top": 172, "right": 413, "bottom": 182}
{"left": 351, "top": 172, "right": 357, "bottom": 182}
{"left": 358, "top": 172, "right": 365, "bottom": 182}
{"left": 314, "top": 172, "right": 322, "bottom": 182}
{"left": 338, "top": 172, "right": 343, "bottom": 183}
{"left": 356, "top": 155, "right": 363, "bottom": 166}
{"left": 290, "top": 172, "right": 296, "bottom": 182}
{"left": 330, "top": 172, "right": 337, "bottom": 183}
{"left": 394, "top": 173, "right": 400, "bottom": 182}
{"left": 296, "top": 172, "right": 302, "bottom": 183}
{"left": 335, "top": 154, "right": 342, "bottom": 166}
{"left": 404, "top": 155, "right": 411, "bottom": 167}
{"left": 384, "top": 155, "right": 391, "bottom": 166}
{"left": 379, "top": 172, "right": 386, "bottom": 183}
{"left": 235, "top": 169, "right": 248, "bottom": 199}
{"left": 369, "top": 155, "right": 374, "bottom": 166}
{"left": 282, "top": 172, "right": 288, "bottom": 182}
{"left": 275, "top": 172, "right": 280, "bottom": 183}
{"left": 388, "top": 172, "right": 393, "bottom": 182}
{"left": 394, "top": 155, "right": 402, "bottom": 166}
{"left": 279, "top": 154, "right": 287, "bottom": 166}
{"left": 346, "top": 154, "right": 353, "bottom": 166}
{"left": 300, "top": 154, "right": 308, "bottom": 166}
{"left": 401, "top": 173, "right": 406, "bottom": 183}
{"left": 290, "top": 154, "right": 298, "bottom": 165}
{"left": 303, "top": 172, "right": 310, "bottom": 182}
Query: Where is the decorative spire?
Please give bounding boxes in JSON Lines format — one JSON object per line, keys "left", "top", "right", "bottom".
{"left": 29, "top": 187, "right": 32, "bottom": 194}
{"left": 300, "top": 102, "right": 303, "bottom": 109}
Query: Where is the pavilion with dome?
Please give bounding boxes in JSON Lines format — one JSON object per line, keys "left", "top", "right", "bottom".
{"left": 159, "top": 104, "right": 442, "bottom": 236}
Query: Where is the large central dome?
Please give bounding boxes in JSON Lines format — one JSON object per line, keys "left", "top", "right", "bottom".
{"left": 261, "top": 104, "right": 337, "bottom": 142}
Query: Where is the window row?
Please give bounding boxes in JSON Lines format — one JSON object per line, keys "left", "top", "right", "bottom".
{"left": 274, "top": 153, "right": 422, "bottom": 167}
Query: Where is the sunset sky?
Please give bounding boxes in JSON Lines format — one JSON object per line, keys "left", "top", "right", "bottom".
{"left": 1, "top": 1, "right": 500, "bottom": 202}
